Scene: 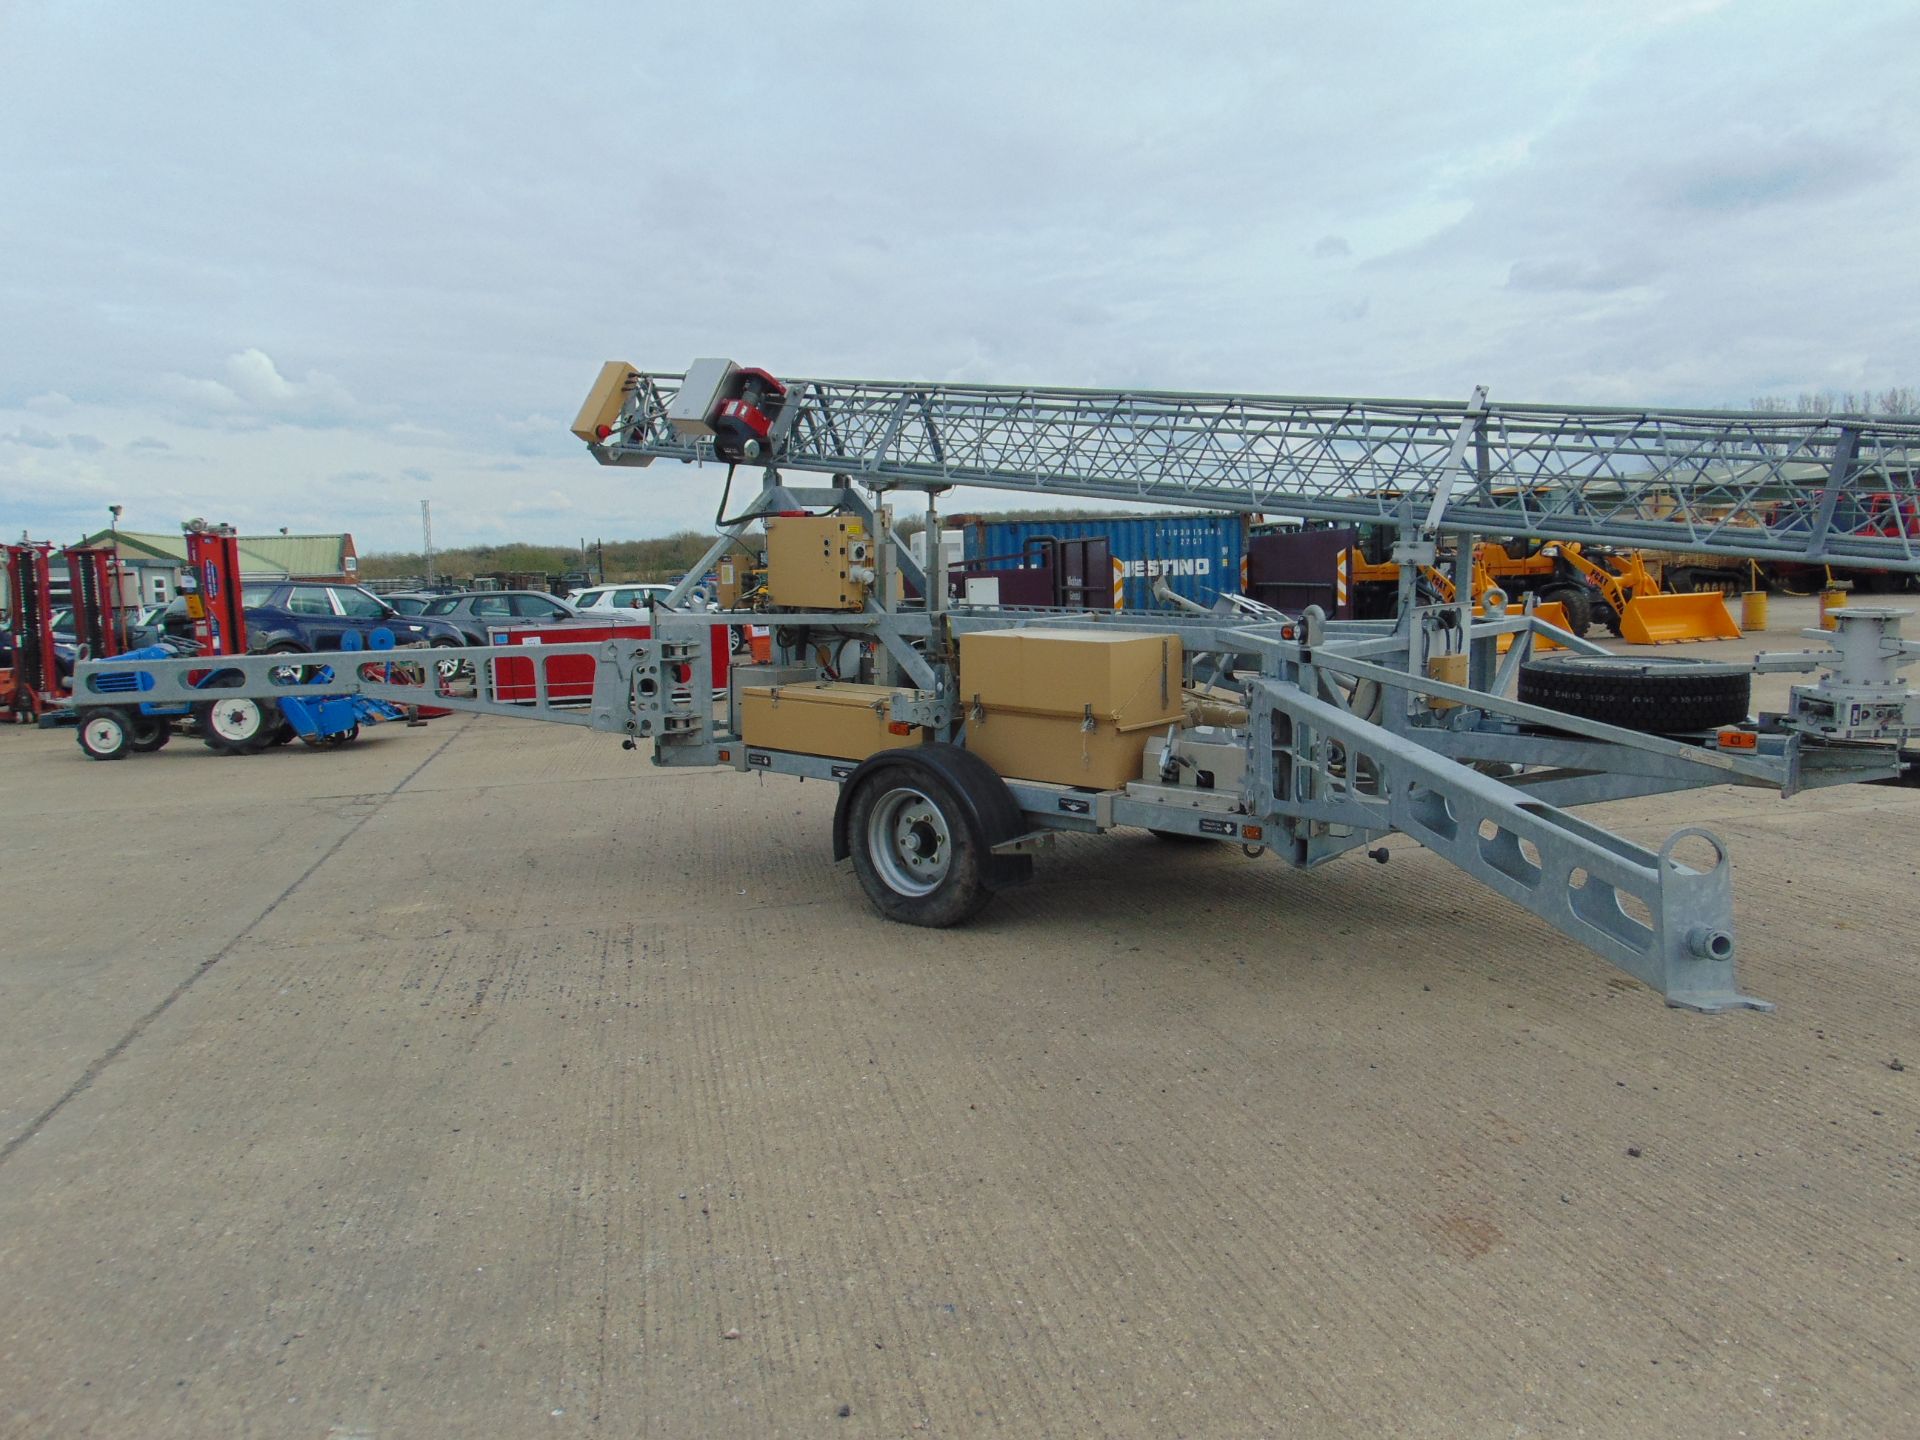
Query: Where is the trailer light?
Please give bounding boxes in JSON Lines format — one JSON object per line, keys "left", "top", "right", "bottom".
{"left": 887, "top": 721, "right": 912, "bottom": 735}
{"left": 717, "top": 748, "right": 730, "bottom": 762}
{"left": 1281, "top": 624, "right": 1296, "bottom": 640}
{"left": 1717, "top": 728, "right": 1758, "bottom": 750}
{"left": 1242, "top": 824, "right": 1263, "bottom": 841}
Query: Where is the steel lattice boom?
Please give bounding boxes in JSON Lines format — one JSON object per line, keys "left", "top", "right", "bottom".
{"left": 590, "top": 368, "right": 1920, "bottom": 571}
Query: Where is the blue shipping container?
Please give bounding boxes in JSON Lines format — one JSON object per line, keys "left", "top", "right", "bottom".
{"left": 960, "top": 514, "right": 1248, "bottom": 612}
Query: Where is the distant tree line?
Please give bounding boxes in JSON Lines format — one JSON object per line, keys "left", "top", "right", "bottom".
{"left": 361, "top": 506, "right": 1164, "bottom": 584}
{"left": 1749, "top": 387, "right": 1919, "bottom": 415}
{"left": 359, "top": 531, "right": 727, "bottom": 584}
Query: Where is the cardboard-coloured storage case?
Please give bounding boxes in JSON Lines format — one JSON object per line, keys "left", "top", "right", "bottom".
{"left": 959, "top": 628, "right": 1184, "bottom": 789}
{"left": 739, "top": 681, "right": 928, "bottom": 761}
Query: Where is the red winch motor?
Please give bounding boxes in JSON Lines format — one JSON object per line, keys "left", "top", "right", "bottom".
{"left": 710, "top": 367, "right": 788, "bottom": 464}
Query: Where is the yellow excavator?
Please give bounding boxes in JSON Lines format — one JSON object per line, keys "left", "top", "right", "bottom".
{"left": 1343, "top": 540, "right": 1739, "bottom": 643}
{"left": 1342, "top": 547, "right": 1570, "bottom": 650}
{"left": 1542, "top": 543, "right": 1740, "bottom": 644}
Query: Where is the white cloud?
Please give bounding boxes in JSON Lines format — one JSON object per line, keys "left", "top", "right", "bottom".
{"left": 2, "top": 426, "right": 64, "bottom": 449}
{"left": 153, "top": 349, "right": 366, "bottom": 428}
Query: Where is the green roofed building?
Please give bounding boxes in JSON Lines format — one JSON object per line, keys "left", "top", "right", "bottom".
{"left": 81, "top": 530, "right": 358, "bottom": 607}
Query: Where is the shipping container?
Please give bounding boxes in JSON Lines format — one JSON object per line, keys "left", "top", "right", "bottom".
{"left": 957, "top": 513, "right": 1248, "bottom": 611}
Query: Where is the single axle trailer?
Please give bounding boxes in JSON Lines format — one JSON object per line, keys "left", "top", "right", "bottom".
{"left": 75, "top": 360, "right": 1920, "bottom": 1012}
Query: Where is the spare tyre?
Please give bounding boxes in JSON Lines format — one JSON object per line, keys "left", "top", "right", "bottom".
{"left": 1517, "top": 654, "right": 1750, "bottom": 734}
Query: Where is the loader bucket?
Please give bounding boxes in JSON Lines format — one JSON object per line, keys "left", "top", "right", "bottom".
{"left": 1474, "top": 602, "right": 1567, "bottom": 653}
{"left": 1618, "top": 591, "right": 1741, "bottom": 644}
{"left": 1524, "top": 601, "right": 1569, "bottom": 652}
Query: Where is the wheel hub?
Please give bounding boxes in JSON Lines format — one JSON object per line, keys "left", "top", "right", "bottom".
{"left": 867, "top": 786, "right": 952, "bottom": 897}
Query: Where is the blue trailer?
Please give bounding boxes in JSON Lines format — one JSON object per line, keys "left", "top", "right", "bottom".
{"left": 72, "top": 639, "right": 412, "bottom": 759}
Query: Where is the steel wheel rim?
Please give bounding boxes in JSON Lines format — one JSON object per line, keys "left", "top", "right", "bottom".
{"left": 83, "top": 715, "right": 123, "bottom": 753}
{"left": 867, "top": 785, "right": 951, "bottom": 897}
{"left": 210, "top": 699, "right": 263, "bottom": 742}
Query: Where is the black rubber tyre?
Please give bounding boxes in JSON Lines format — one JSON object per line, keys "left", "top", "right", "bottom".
{"left": 846, "top": 765, "right": 993, "bottom": 926}
{"left": 128, "top": 715, "right": 171, "bottom": 752}
{"left": 1536, "top": 583, "right": 1595, "bottom": 638}
{"left": 432, "top": 638, "right": 471, "bottom": 685}
{"left": 195, "top": 696, "right": 273, "bottom": 754}
{"left": 76, "top": 707, "right": 132, "bottom": 761}
{"left": 261, "top": 641, "right": 314, "bottom": 686}
{"left": 1517, "top": 655, "right": 1751, "bottom": 734}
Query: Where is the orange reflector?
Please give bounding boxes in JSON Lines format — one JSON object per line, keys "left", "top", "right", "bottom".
{"left": 887, "top": 721, "right": 912, "bottom": 735}
{"left": 1717, "top": 729, "right": 1758, "bottom": 750}
{"left": 1242, "top": 825, "right": 1264, "bottom": 841}
{"left": 717, "top": 749, "right": 730, "bottom": 761}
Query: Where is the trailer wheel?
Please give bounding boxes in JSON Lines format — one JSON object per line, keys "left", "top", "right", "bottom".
{"left": 847, "top": 767, "right": 994, "bottom": 926}
{"left": 1517, "top": 655, "right": 1750, "bottom": 734}
{"left": 196, "top": 696, "right": 272, "bottom": 754}
{"left": 1536, "top": 583, "right": 1594, "bottom": 637}
{"left": 76, "top": 707, "right": 133, "bottom": 761}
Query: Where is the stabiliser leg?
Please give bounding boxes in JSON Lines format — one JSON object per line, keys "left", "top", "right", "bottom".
{"left": 1250, "top": 682, "right": 1769, "bottom": 1012}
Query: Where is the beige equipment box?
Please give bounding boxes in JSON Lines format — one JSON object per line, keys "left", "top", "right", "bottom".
{"left": 570, "top": 361, "right": 640, "bottom": 446}
{"left": 716, "top": 552, "right": 758, "bottom": 609}
{"left": 765, "top": 516, "right": 871, "bottom": 610}
{"left": 960, "top": 628, "right": 1184, "bottom": 789}
{"left": 739, "top": 681, "right": 929, "bottom": 761}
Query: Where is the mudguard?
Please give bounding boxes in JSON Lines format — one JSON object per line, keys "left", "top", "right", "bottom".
{"left": 832, "top": 743, "right": 1034, "bottom": 889}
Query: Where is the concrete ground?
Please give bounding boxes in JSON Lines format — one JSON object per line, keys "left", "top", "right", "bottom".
{"left": 1, "top": 595, "right": 1915, "bottom": 1438}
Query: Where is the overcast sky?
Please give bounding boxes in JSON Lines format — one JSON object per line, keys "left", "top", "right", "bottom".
{"left": 4, "top": 0, "right": 1917, "bottom": 553}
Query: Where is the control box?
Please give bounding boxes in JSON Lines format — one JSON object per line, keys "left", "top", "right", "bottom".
{"left": 765, "top": 516, "right": 871, "bottom": 611}
{"left": 716, "top": 552, "right": 761, "bottom": 609}
{"left": 667, "top": 358, "right": 739, "bottom": 438}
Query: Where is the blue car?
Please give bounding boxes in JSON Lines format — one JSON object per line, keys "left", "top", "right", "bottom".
{"left": 159, "top": 581, "right": 467, "bottom": 658}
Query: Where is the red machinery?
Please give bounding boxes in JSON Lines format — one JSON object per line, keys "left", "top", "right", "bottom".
{"left": 63, "top": 543, "right": 130, "bottom": 661}
{"left": 712, "top": 367, "right": 788, "bottom": 464}
{"left": 3, "top": 540, "right": 128, "bottom": 721}
{"left": 4, "top": 543, "right": 59, "bottom": 721}
{"left": 181, "top": 521, "right": 248, "bottom": 656}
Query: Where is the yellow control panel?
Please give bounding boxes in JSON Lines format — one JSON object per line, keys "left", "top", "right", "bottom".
{"left": 765, "top": 516, "right": 871, "bottom": 611}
